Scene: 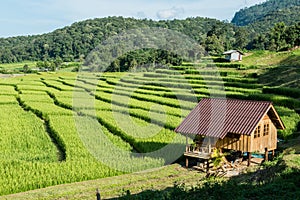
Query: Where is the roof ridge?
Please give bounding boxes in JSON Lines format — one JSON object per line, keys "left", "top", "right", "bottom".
{"left": 201, "top": 97, "right": 272, "bottom": 104}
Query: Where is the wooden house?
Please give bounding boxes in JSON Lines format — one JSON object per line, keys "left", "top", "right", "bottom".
{"left": 223, "top": 50, "right": 244, "bottom": 61}
{"left": 175, "top": 98, "right": 285, "bottom": 167}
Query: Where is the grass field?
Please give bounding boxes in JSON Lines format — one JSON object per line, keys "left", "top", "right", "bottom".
{"left": 0, "top": 61, "right": 36, "bottom": 71}
{"left": 0, "top": 50, "right": 299, "bottom": 197}
{"left": 1, "top": 149, "right": 300, "bottom": 200}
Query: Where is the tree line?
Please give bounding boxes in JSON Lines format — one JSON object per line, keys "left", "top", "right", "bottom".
{"left": 0, "top": 2, "right": 299, "bottom": 72}
{"left": 250, "top": 22, "right": 300, "bottom": 51}
{"left": 0, "top": 16, "right": 244, "bottom": 65}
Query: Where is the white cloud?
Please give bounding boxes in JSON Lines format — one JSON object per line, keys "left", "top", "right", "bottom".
{"left": 156, "top": 7, "right": 184, "bottom": 19}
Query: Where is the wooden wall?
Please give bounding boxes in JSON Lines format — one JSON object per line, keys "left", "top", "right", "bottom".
{"left": 251, "top": 114, "right": 277, "bottom": 152}
{"left": 216, "top": 133, "right": 251, "bottom": 152}
{"left": 216, "top": 113, "right": 277, "bottom": 153}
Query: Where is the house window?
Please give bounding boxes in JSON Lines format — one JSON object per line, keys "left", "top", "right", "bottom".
{"left": 254, "top": 126, "right": 261, "bottom": 138}
{"left": 263, "top": 124, "right": 269, "bottom": 136}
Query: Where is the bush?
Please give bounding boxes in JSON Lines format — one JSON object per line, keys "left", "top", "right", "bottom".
{"left": 263, "top": 87, "right": 300, "bottom": 99}
{"left": 276, "top": 106, "right": 300, "bottom": 139}
{"left": 247, "top": 94, "right": 300, "bottom": 110}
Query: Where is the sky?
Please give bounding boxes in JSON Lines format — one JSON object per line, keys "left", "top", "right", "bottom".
{"left": 0, "top": 0, "right": 267, "bottom": 38}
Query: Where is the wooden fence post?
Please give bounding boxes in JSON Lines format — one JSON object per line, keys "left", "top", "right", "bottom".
{"left": 96, "top": 188, "right": 101, "bottom": 200}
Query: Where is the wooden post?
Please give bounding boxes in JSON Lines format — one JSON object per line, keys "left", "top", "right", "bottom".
{"left": 264, "top": 148, "right": 268, "bottom": 161}
{"left": 186, "top": 135, "right": 188, "bottom": 147}
{"left": 96, "top": 188, "right": 101, "bottom": 200}
{"left": 247, "top": 152, "right": 251, "bottom": 167}
{"left": 272, "top": 149, "right": 275, "bottom": 157}
{"left": 186, "top": 157, "right": 189, "bottom": 168}
{"left": 206, "top": 160, "right": 210, "bottom": 174}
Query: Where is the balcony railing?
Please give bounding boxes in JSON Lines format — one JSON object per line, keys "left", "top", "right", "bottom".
{"left": 184, "top": 144, "right": 215, "bottom": 159}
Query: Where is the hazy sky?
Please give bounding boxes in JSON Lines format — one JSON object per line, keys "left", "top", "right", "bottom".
{"left": 0, "top": 0, "right": 266, "bottom": 38}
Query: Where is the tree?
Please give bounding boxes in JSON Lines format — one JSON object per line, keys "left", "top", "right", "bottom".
{"left": 23, "top": 64, "right": 29, "bottom": 73}
{"left": 250, "top": 34, "right": 267, "bottom": 50}
{"left": 204, "top": 34, "right": 224, "bottom": 55}
{"left": 234, "top": 28, "right": 249, "bottom": 49}
{"left": 129, "top": 59, "right": 138, "bottom": 72}
{"left": 268, "top": 22, "right": 288, "bottom": 51}
{"left": 285, "top": 22, "right": 300, "bottom": 48}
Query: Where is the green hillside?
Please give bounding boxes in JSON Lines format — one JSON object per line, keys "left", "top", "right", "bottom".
{"left": 232, "top": 0, "right": 300, "bottom": 31}
{"left": 1, "top": 0, "right": 300, "bottom": 65}
{"left": 0, "top": 17, "right": 239, "bottom": 63}
{"left": 239, "top": 49, "right": 300, "bottom": 87}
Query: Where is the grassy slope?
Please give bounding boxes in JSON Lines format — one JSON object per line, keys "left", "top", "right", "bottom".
{"left": 2, "top": 149, "right": 300, "bottom": 200}
{"left": 0, "top": 61, "right": 79, "bottom": 73}
{"left": 0, "top": 61, "right": 36, "bottom": 71}
{"left": 241, "top": 50, "right": 300, "bottom": 67}
{"left": 241, "top": 49, "right": 300, "bottom": 87}
{"left": 0, "top": 164, "right": 204, "bottom": 200}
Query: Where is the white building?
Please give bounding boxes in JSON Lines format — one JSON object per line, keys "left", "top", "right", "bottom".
{"left": 223, "top": 50, "right": 244, "bottom": 61}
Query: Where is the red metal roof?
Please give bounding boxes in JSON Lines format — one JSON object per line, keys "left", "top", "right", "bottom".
{"left": 175, "top": 98, "right": 284, "bottom": 139}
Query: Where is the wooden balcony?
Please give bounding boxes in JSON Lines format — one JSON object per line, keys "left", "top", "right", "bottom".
{"left": 184, "top": 144, "right": 214, "bottom": 159}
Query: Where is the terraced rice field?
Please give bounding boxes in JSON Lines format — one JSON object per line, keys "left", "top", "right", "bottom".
{"left": 0, "top": 64, "right": 299, "bottom": 195}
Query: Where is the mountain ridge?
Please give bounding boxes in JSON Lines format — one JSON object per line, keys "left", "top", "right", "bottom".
{"left": 232, "top": 0, "right": 300, "bottom": 32}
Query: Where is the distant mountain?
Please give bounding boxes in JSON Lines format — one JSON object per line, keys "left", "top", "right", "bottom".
{"left": 232, "top": 0, "right": 300, "bottom": 32}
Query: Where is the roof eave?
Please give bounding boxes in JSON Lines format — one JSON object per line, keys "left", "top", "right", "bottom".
{"left": 269, "top": 105, "right": 285, "bottom": 130}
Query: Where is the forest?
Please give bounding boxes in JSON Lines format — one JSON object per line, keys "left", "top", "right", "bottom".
{"left": 0, "top": 0, "right": 300, "bottom": 71}
{"left": 232, "top": 0, "right": 300, "bottom": 27}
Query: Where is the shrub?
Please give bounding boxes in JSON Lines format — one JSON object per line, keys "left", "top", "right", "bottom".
{"left": 275, "top": 106, "right": 300, "bottom": 139}
{"left": 263, "top": 87, "right": 300, "bottom": 99}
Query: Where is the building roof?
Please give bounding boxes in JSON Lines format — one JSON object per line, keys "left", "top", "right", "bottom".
{"left": 175, "top": 98, "right": 285, "bottom": 139}
{"left": 222, "top": 50, "right": 244, "bottom": 55}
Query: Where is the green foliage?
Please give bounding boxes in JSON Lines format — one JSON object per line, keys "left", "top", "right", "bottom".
{"left": 232, "top": 0, "right": 300, "bottom": 28}
{"left": 275, "top": 106, "right": 300, "bottom": 139}
{"left": 1, "top": 0, "right": 300, "bottom": 66}
{"left": 246, "top": 93, "right": 300, "bottom": 110}
{"left": 251, "top": 22, "right": 300, "bottom": 51}
{"left": 0, "top": 16, "right": 238, "bottom": 64}
{"left": 263, "top": 87, "right": 300, "bottom": 99}
{"left": 105, "top": 49, "right": 184, "bottom": 72}
{"left": 117, "top": 156, "right": 300, "bottom": 200}
{"left": 232, "top": 0, "right": 300, "bottom": 51}
{"left": 0, "top": 59, "right": 300, "bottom": 196}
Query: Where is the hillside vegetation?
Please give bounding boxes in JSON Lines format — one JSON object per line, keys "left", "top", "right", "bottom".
{"left": 1, "top": 0, "right": 300, "bottom": 66}
{"left": 239, "top": 49, "right": 300, "bottom": 88}
{"left": 232, "top": 0, "right": 300, "bottom": 31}
{"left": 0, "top": 54, "right": 300, "bottom": 196}
{"left": 0, "top": 17, "right": 240, "bottom": 63}
{"left": 0, "top": 0, "right": 300, "bottom": 198}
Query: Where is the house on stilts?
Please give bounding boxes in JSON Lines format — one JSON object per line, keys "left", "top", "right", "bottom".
{"left": 175, "top": 98, "right": 285, "bottom": 169}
